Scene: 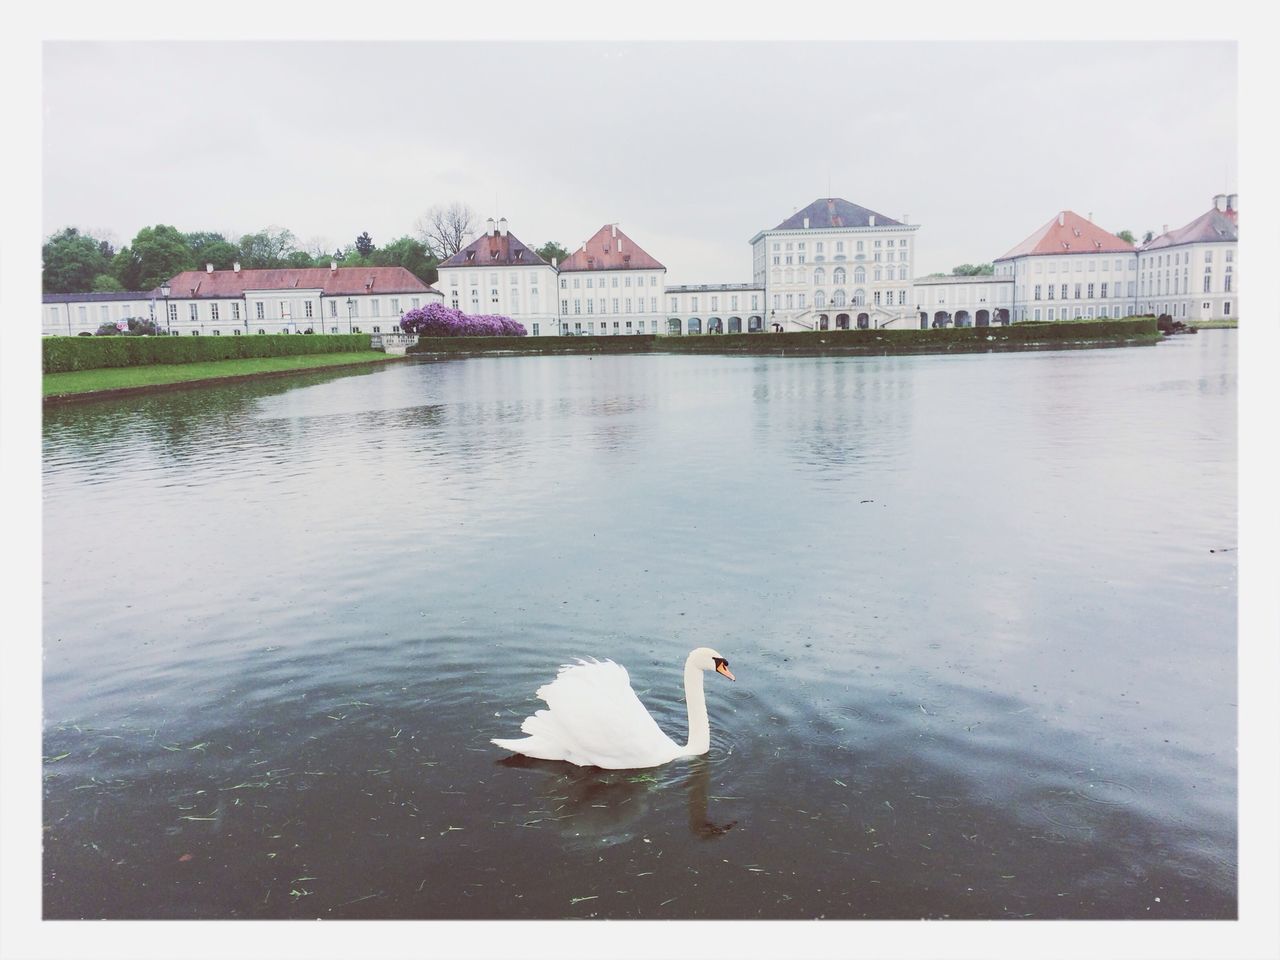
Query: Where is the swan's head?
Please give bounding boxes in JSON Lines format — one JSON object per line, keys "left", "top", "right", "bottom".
{"left": 689, "top": 647, "right": 735, "bottom": 681}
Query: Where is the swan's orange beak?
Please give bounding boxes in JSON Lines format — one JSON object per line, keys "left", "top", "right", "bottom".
{"left": 715, "top": 662, "right": 736, "bottom": 681}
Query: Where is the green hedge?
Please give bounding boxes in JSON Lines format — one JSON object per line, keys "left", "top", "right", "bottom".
{"left": 408, "top": 334, "right": 659, "bottom": 355}
{"left": 43, "top": 334, "right": 373, "bottom": 373}
{"left": 659, "top": 318, "right": 1158, "bottom": 353}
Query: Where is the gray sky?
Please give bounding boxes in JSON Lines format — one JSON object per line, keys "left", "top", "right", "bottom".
{"left": 43, "top": 41, "right": 1236, "bottom": 283}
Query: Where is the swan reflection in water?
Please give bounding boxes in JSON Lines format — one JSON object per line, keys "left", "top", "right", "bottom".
{"left": 498, "top": 754, "right": 737, "bottom": 846}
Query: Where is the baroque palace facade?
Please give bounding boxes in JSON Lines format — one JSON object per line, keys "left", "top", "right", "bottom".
{"left": 43, "top": 195, "right": 1238, "bottom": 336}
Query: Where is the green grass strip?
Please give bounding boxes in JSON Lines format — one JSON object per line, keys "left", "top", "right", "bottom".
{"left": 43, "top": 352, "right": 396, "bottom": 397}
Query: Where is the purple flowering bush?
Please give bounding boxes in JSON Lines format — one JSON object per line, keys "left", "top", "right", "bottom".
{"left": 399, "top": 303, "right": 527, "bottom": 338}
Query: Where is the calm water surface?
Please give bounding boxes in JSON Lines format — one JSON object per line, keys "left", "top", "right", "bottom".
{"left": 42, "top": 334, "right": 1237, "bottom": 919}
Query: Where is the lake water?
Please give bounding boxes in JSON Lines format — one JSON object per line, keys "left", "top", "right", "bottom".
{"left": 42, "top": 333, "right": 1237, "bottom": 919}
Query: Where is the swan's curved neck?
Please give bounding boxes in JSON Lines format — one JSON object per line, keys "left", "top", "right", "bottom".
{"left": 682, "top": 661, "right": 710, "bottom": 756}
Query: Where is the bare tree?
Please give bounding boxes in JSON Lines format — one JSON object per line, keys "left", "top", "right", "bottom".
{"left": 416, "top": 202, "right": 478, "bottom": 260}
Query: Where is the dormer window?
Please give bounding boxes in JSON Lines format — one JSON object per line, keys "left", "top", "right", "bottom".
{"left": 466, "top": 252, "right": 475, "bottom": 262}
{"left": 623, "top": 255, "right": 631, "bottom": 263}
{"left": 491, "top": 250, "right": 500, "bottom": 260}
{"left": 515, "top": 250, "right": 524, "bottom": 260}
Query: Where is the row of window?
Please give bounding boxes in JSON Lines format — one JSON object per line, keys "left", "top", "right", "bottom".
{"left": 1141, "top": 273, "right": 1234, "bottom": 296}
{"left": 772, "top": 290, "right": 909, "bottom": 309}
{"left": 563, "top": 297, "right": 661, "bottom": 315}
{"left": 1032, "top": 282, "right": 1133, "bottom": 301}
{"left": 160, "top": 325, "right": 393, "bottom": 336}
{"left": 772, "top": 238, "right": 908, "bottom": 253}
{"left": 667, "top": 294, "right": 762, "bottom": 313}
{"left": 1141, "top": 249, "right": 1233, "bottom": 269}
{"left": 1028, "top": 258, "right": 1134, "bottom": 274}
{"left": 162, "top": 297, "right": 423, "bottom": 323}
{"left": 559, "top": 274, "right": 659, "bottom": 290}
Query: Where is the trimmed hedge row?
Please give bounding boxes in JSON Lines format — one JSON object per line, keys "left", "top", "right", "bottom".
{"left": 43, "top": 334, "right": 374, "bottom": 373}
{"left": 659, "top": 318, "right": 1159, "bottom": 353}
{"left": 409, "top": 334, "right": 659, "bottom": 355}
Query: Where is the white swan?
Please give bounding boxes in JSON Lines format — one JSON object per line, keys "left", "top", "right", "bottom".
{"left": 492, "top": 647, "right": 736, "bottom": 769}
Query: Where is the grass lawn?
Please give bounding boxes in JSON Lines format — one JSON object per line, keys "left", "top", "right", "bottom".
{"left": 1193, "top": 319, "right": 1238, "bottom": 329}
{"left": 44, "top": 351, "right": 399, "bottom": 397}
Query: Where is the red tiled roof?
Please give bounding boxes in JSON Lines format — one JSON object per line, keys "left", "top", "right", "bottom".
{"left": 1140, "top": 206, "right": 1238, "bottom": 251}
{"left": 773, "top": 198, "right": 903, "bottom": 231}
{"left": 440, "top": 230, "right": 548, "bottom": 269}
{"left": 995, "top": 210, "right": 1134, "bottom": 261}
{"left": 165, "top": 266, "right": 436, "bottom": 298}
{"left": 558, "top": 224, "right": 665, "bottom": 272}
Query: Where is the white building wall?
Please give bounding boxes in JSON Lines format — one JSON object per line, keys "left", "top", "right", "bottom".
{"left": 1003, "top": 251, "right": 1139, "bottom": 323}
{"left": 757, "top": 222, "right": 921, "bottom": 331}
{"left": 912, "top": 276, "right": 1014, "bottom": 327}
{"left": 1137, "top": 242, "right": 1237, "bottom": 321}
{"left": 159, "top": 288, "right": 444, "bottom": 336}
{"left": 438, "top": 263, "right": 559, "bottom": 336}
{"left": 557, "top": 267, "right": 666, "bottom": 335}
{"left": 43, "top": 296, "right": 158, "bottom": 336}
{"left": 663, "top": 285, "right": 766, "bottom": 334}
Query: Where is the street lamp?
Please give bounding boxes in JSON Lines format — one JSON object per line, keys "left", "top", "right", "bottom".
{"left": 160, "top": 282, "right": 171, "bottom": 336}
{"left": 346, "top": 298, "right": 354, "bottom": 334}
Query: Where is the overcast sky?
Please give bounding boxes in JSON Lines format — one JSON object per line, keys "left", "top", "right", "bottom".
{"left": 43, "top": 41, "right": 1236, "bottom": 283}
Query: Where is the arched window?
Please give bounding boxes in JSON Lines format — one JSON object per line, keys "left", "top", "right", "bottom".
{"left": 832, "top": 289, "right": 846, "bottom": 307}
{"left": 813, "top": 267, "right": 826, "bottom": 286}
{"left": 852, "top": 288, "right": 866, "bottom": 305}
{"left": 833, "top": 266, "right": 846, "bottom": 285}
{"left": 854, "top": 266, "right": 866, "bottom": 284}
{"left": 784, "top": 268, "right": 794, "bottom": 284}
{"left": 814, "top": 290, "right": 826, "bottom": 308}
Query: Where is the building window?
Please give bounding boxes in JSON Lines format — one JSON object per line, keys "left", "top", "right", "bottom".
{"left": 532, "top": 323, "right": 540, "bottom": 335}
{"left": 1034, "top": 284, "right": 1041, "bottom": 300}
{"left": 1047, "top": 286, "right": 1055, "bottom": 300}
{"left": 1086, "top": 284, "right": 1093, "bottom": 299}
{"left": 256, "top": 302, "right": 265, "bottom": 319}
{"left": 305, "top": 301, "right": 313, "bottom": 318}
{"left": 212, "top": 329, "right": 221, "bottom": 336}
{"left": 1101, "top": 282, "right": 1108, "bottom": 298}
{"left": 1203, "top": 275, "right": 1211, "bottom": 292}
{"left": 574, "top": 300, "right": 581, "bottom": 315}
{"left": 1224, "top": 302, "right": 1231, "bottom": 315}
{"left": 211, "top": 303, "right": 220, "bottom": 321}
{"left": 330, "top": 326, "right": 338, "bottom": 334}
{"left": 187, "top": 303, "right": 198, "bottom": 321}
{"left": 232, "top": 303, "right": 241, "bottom": 320}
{"left": 1224, "top": 274, "right": 1232, "bottom": 292}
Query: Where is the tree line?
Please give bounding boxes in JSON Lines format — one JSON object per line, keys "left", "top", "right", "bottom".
{"left": 42, "top": 202, "right": 574, "bottom": 295}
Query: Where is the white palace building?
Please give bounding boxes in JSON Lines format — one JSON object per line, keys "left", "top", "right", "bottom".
{"left": 43, "top": 194, "right": 1239, "bottom": 337}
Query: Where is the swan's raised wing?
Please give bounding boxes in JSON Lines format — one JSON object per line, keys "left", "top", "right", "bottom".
{"left": 493, "top": 658, "right": 679, "bottom": 769}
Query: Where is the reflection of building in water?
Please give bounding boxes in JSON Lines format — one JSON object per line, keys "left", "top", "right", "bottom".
{"left": 752, "top": 357, "right": 915, "bottom": 473}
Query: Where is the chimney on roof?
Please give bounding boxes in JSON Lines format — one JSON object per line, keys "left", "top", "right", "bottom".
{"left": 903, "top": 214, "right": 909, "bottom": 224}
{"left": 1162, "top": 224, "right": 1169, "bottom": 235}
{"left": 1087, "top": 212, "right": 1093, "bottom": 222}
{"left": 618, "top": 235, "right": 624, "bottom": 253}
{"left": 499, "top": 217, "right": 508, "bottom": 237}
{"left": 1227, "top": 193, "right": 1238, "bottom": 211}
{"left": 612, "top": 224, "right": 617, "bottom": 239}
{"left": 869, "top": 215, "right": 876, "bottom": 227}
{"left": 1213, "top": 194, "right": 1227, "bottom": 212}
{"left": 803, "top": 216, "right": 809, "bottom": 229}
{"left": 330, "top": 260, "right": 337, "bottom": 272}
{"left": 551, "top": 258, "right": 557, "bottom": 268}
{"left": 233, "top": 261, "right": 241, "bottom": 273}
{"left": 487, "top": 217, "right": 496, "bottom": 236}
{"left": 206, "top": 263, "right": 214, "bottom": 273}
{"left": 1058, "top": 212, "right": 1066, "bottom": 227}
